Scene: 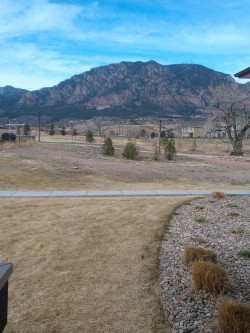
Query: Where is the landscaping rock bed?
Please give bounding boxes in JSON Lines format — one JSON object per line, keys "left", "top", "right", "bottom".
{"left": 159, "top": 195, "right": 250, "bottom": 333}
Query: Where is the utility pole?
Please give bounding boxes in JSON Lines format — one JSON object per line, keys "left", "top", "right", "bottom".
{"left": 158, "top": 119, "right": 162, "bottom": 153}
{"left": 38, "top": 111, "right": 41, "bottom": 142}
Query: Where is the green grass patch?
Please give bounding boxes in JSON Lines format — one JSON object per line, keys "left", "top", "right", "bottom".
{"left": 227, "top": 211, "right": 240, "bottom": 217}
{"left": 194, "top": 215, "right": 206, "bottom": 223}
{"left": 227, "top": 203, "right": 238, "bottom": 208}
{"left": 237, "top": 249, "right": 250, "bottom": 258}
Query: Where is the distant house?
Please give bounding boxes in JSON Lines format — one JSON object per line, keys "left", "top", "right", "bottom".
{"left": 234, "top": 67, "right": 250, "bottom": 79}
{"left": 182, "top": 126, "right": 202, "bottom": 138}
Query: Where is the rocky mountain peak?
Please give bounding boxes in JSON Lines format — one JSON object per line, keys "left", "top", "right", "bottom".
{"left": 0, "top": 61, "right": 242, "bottom": 122}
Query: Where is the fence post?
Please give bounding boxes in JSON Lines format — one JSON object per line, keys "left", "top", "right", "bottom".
{"left": 0, "top": 263, "right": 13, "bottom": 333}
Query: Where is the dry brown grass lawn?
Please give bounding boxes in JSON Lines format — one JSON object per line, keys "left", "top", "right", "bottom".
{"left": 0, "top": 196, "right": 191, "bottom": 333}
{"left": 41, "top": 134, "right": 250, "bottom": 155}
{"left": 1, "top": 140, "right": 250, "bottom": 191}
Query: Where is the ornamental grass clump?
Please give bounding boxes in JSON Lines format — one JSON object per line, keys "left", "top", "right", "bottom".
{"left": 194, "top": 205, "right": 205, "bottom": 210}
{"left": 194, "top": 215, "right": 206, "bottom": 223}
{"left": 184, "top": 246, "right": 217, "bottom": 264}
{"left": 192, "top": 261, "right": 229, "bottom": 293}
{"left": 211, "top": 191, "right": 225, "bottom": 199}
{"left": 218, "top": 301, "right": 250, "bottom": 333}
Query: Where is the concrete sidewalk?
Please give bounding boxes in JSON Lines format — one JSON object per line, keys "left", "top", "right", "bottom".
{"left": 0, "top": 189, "right": 250, "bottom": 198}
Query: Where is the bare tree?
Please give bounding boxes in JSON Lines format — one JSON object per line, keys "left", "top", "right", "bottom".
{"left": 206, "top": 84, "right": 250, "bottom": 154}
{"left": 93, "top": 117, "right": 110, "bottom": 138}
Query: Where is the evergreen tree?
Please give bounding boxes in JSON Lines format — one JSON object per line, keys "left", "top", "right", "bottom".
{"left": 160, "top": 130, "right": 166, "bottom": 138}
{"left": 60, "top": 126, "right": 67, "bottom": 136}
{"left": 163, "top": 139, "right": 176, "bottom": 160}
{"left": 122, "top": 141, "right": 138, "bottom": 160}
{"left": 72, "top": 128, "right": 78, "bottom": 136}
{"left": 86, "top": 130, "right": 94, "bottom": 142}
{"left": 140, "top": 129, "right": 147, "bottom": 137}
{"left": 23, "top": 122, "right": 30, "bottom": 135}
{"left": 102, "top": 137, "right": 115, "bottom": 156}
{"left": 150, "top": 132, "right": 155, "bottom": 138}
{"left": 49, "top": 124, "right": 55, "bottom": 136}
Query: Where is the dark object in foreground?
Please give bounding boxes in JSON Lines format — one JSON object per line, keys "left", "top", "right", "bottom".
{"left": 0, "top": 263, "right": 13, "bottom": 333}
{"left": 1, "top": 132, "right": 16, "bottom": 143}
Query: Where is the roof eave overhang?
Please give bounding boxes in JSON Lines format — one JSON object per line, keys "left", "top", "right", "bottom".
{"left": 234, "top": 67, "right": 250, "bottom": 79}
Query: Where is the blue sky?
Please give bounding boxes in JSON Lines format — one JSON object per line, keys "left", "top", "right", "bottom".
{"left": 0, "top": 0, "right": 249, "bottom": 90}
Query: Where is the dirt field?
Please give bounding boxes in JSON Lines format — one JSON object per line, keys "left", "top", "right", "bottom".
{"left": 0, "top": 140, "right": 249, "bottom": 191}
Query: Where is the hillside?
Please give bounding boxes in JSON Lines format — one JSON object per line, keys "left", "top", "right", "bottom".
{"left": 0, "top": 61, "right": 237, "bottom": 122}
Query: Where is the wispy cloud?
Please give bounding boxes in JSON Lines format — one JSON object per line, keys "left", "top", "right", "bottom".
{"left": 0, "top": 0, "right": 98, "bottom": 39}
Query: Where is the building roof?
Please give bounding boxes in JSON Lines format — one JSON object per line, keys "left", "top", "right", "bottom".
{"left": 234, "top": 67, "right": 250, "bottom": 79}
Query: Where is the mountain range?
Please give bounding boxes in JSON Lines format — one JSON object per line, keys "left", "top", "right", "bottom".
{"left": 0, "top": 60, "right": 242, "bottom": 123}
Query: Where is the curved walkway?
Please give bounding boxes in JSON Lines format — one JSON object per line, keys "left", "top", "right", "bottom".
{"left": 0, "top": 189, "right": 250, "bottom": 198}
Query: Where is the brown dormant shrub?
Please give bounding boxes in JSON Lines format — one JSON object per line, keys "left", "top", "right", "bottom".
{"left": 211, "top": 191, "right": 225, "bottom": 199}
{"left": 192, "top": 261, "right": 229, "bottom": 293}
{"left": 218, "top": 301, "right": 250, "bottom": 333}
{"left": 184, "top": 246, "right": 217, "bottom": 264}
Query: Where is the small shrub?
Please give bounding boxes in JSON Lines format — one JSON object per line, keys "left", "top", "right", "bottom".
{"left": 152, "top": 144, "right": 160, "bottom": 161}
{"left": 194, "top": 215, "right": 206, "bottom": 223}
{"left": 190, "top": 236, "right": 207, "bottom": 244}
{"left": 102, "top": 137, "right": 115, "bottom": 156}
{"left": 192, "top": 261, "right": 229, "bottom": 293}
{"left": 227, "top": 203, "right": 238, "bottom": 208}
{"left": 227, "top": 211, "right": 240, "bottom": 217}
{"left": 232, "top": 227, "right": 244, "bottom": 235}
{"left": 194, "top": 205, "right": 204, "bottom": 210}
{"left": 218, "top": 301, "right": 250, "bottom": 333}
{"left": 122, "top": 141, "right": 138, "bottom": 160}
{"left": 237, "top": 249, "right": 250, "bottom": 258}
{"left": 211, "top": 191, "right": 225, "bottom": 199}
{"left": 184, "top": 247, "right": 217, "bottom": 264}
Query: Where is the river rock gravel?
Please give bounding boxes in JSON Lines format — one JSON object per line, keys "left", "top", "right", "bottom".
{"left": 159, "top": 195, "right": 250, "bottom": 333}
